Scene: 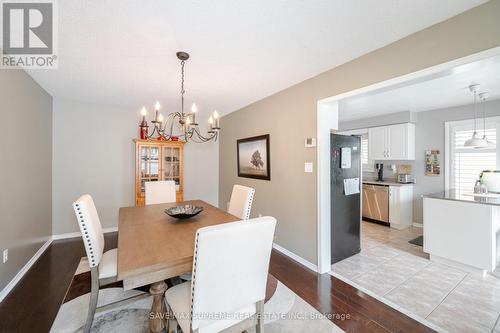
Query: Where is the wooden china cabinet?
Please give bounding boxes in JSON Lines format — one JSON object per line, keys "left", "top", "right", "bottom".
{"left": 134, "top": 139, "right": 185, "bottom": 206}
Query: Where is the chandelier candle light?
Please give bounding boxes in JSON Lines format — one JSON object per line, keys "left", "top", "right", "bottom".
{"left": 138, "top": 51, "right": 220, "bottom": 142}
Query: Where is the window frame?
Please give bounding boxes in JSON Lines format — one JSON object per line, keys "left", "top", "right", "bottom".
{"left": 445, "top": 116, "right": 500, "bottom": 191}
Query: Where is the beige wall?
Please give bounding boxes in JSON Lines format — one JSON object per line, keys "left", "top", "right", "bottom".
{"left": 0, "top": 70, "right": 52, "bottom": 291}
{"left": 52, "top": 99, "right": 218, "bottom": 235}
{"left": 219, "top": 0, "right": 500, "bottom": 265}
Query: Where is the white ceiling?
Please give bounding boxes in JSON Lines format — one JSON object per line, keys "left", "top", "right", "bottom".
{"left": 27, "top": 0, "right": 486, "bottom": 118}
{"left": 339, "top": 54, "right": 500, "bottom": 122}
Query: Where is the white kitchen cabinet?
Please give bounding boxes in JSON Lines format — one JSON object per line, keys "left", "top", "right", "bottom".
{"left": 368, "top": 126, "right": 386, "bottom": 160}
{"left": 387, "top": 124, "right": 409, "bottom": 160}
{"left": 368, "top": 123, "right": 415, "bottom": 160}
{"left": 389, "top": 185, "right": 413, "bottom": 229}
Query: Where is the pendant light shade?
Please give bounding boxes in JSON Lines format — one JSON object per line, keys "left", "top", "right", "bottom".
{"left": 464, "top": 131, "right": 488, "bottom": 148}
{"left": 464, "top": 84, "right": 488, "bottom": 148}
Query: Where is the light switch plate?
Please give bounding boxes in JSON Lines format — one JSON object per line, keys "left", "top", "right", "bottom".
{"left": 3, "top": 249, "right": 8, "bottom": 263}
{"left": 304, "top": 162, "right": 313, "bottom": 173}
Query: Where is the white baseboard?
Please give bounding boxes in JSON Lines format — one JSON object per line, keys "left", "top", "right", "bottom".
{"left": 429, "top": 254, "right": 485, "bottom": 275}
{"left": 52, "top": 227, "right": 118, "bottom": 240}
{"left": 0, "top": 238, "right": 52, "bottom": 303}
{"left": 273, "top": 243, "right": 318, "bottom": 273}
{"left": 412, "top": 222, "right": 423, "bottom": 228}
{"left": 492, "top": 266, "right": 500, "bottom": 279}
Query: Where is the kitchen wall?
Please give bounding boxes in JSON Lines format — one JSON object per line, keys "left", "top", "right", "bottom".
{"left": 219, "top": 1, "right": 500, "bottom": 265}
{"left": 52, "top": 99, "right": 218, "bottom": 235}
{"left": 413, "top": 100, "right": 500, "bottom": 223}
{"left": 0, "top": 70, "right": 52, "bottom": 292}
{"left": 340, "top": 99, "right": 500, "bottom": 223}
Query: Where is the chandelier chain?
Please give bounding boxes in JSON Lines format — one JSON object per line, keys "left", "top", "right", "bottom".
{"left": 180, "top": 60, "right": 186, "bottom": 115}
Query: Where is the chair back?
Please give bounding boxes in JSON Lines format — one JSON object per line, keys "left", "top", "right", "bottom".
{"left": 228, "top": 184, "right": 255, "bottom": 220}
{"left": 145, "top": 180, "right": 176, "bottom": 205}
{"left": 190, "top": 216, "right": 276, "bottom": 332}
{"left": 72, "top": 194, "right": 105, "bottom": 268}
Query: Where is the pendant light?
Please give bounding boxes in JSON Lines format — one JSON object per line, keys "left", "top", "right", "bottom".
{"left": 476, "top": 92, "right": 495, "bottom": 149}
{"left": 464, "top": 84, "right": 488, "bottom": 148}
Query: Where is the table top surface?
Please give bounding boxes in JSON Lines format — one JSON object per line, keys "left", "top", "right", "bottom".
{"left": 117, "top": 200, "right": 239, "bottom": 281}
{"left": 423, "top": 189, "right": 500, "bottom": 207}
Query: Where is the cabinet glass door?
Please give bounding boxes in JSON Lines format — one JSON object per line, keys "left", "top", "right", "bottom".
{"left": 140, "top": 146, "right": 160, "bottom": 194}
{"left": 162, "top": 146, "right": 181, "bottom": 191}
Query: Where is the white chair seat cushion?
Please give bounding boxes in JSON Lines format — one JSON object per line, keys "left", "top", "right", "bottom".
{"left": 98, "top": 248, "right": 117, "bottom": 279}
{"left": 165, "top": 282, "right": 256, "bottom": 333}
{"left": 165, "top": 282, "right": 191, "bottom": 333}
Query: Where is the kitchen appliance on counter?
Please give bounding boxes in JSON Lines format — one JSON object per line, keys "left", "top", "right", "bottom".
{"left": 481, "top": 170, "right": 500, "bottom": 193}
{"left": 474, "top": 179, "right": 488, "bottom": 194}
{"left": 362, "top": 184, "right": 389, "bottom": 224}
{"left": 397, "top": 174, "right": 414, "bottom": 184}
{"left": 375, "top": 163, "right": 384, "bottom": 182}
{"left": 331, "top": 134, "right": 361, "bottom": 264}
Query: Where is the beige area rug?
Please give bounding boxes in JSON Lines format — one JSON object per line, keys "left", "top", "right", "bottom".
{"left": 50, "top": 258, "right": 343, "bottom": 333}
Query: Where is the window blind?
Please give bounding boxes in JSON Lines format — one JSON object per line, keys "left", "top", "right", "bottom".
{"left": 361, "top": 133, "right": 369, "bottom": 166}
{"left": 452, "top": 127, "right": 497, "bottom": 191}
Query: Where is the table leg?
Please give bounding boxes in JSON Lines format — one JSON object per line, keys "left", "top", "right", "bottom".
{"left": 149, "top": 280, "right": 167, "bottom": 332}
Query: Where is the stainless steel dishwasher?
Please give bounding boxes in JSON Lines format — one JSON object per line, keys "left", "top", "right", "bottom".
{"left": 362, "top": 184, "right": 389, "bottom": 223}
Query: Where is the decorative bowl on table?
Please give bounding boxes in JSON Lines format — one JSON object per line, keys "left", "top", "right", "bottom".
{"left": 164, "top": 205, "right": 203, "bottom": 219}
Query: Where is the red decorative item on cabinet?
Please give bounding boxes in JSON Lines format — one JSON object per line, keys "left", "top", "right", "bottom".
{"left": 140, "top": 125, "right": 148, "bottom": 140}
{"left": 139, "top": 115, "right": 149, "bottom": 140}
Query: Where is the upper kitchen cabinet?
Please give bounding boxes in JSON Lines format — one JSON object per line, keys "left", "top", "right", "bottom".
{"left": 369, "top": 123, "right": 415, "bottom": 160}
{"left": 368, "top": 126, "right": 386, "bottom": 160}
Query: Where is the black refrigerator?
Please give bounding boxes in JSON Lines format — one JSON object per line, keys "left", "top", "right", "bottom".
{"left": 331, "top": 133, "right": 361, "bottom": 264}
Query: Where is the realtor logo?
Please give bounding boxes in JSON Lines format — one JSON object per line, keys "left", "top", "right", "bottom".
{"left": 1, "top": 0, "right": 58, "bottom": 68}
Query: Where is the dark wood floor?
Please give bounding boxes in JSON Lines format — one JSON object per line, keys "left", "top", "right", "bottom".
{"left": 0, "top": 233, "right": 434, "bottom": 333}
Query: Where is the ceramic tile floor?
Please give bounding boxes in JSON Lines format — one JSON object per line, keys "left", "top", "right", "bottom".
{"left": 330, "top": 221, "right": 500, "bottom": 333}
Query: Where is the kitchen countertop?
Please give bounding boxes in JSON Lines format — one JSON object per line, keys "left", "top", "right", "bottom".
{"left": 423, "top": 189, "right": 500, "bottom": 206}
{"left": 362, "top": 180, "right": 414, "bottom": 187}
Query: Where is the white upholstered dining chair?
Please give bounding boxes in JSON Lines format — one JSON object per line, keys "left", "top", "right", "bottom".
{"left": 145, "top": 180, "right": 177, "bottom": 205}
{"left": 165, "top": 216, "right": 276, "bottom": 333}
{"left": 227, "top": 184, "right": 255, "bottom": 220}
{"left": 146, "top": 180, "right": 187, "bottom": 280}
{"left": 73, "top": 195, "right": 148, "bottom": 333}
{"left": 72, "top": 194, "right": 118, "bottom": 333}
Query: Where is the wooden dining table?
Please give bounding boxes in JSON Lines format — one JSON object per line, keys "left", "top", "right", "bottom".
{"left": 117, "top": 199, "right": 239, "bottom": 332}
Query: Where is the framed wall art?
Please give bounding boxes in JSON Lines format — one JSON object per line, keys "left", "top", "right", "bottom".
{"left": 237, "top": 134, "right": 270, "bottom": 180}
{"left": 425, "top": 150, "right": 440, "bottom": 176}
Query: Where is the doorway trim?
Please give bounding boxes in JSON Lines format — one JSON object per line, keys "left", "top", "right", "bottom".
{"left": 316, "top": 46, "right": 500, "bottom": 274}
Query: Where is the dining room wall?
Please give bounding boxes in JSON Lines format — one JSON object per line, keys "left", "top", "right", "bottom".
{"left": 0, "top": 69, "right": 52, "bottom": 293}
{"left": 52, "top": 98, "right": 218, "bottom": 235}
{"left": 219, "top": 0, "right": 500, "bottom": 265}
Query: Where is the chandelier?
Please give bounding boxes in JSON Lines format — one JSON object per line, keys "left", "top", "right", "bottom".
{"left": 139, "top": 51, "right": 220, "bottom": 143}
